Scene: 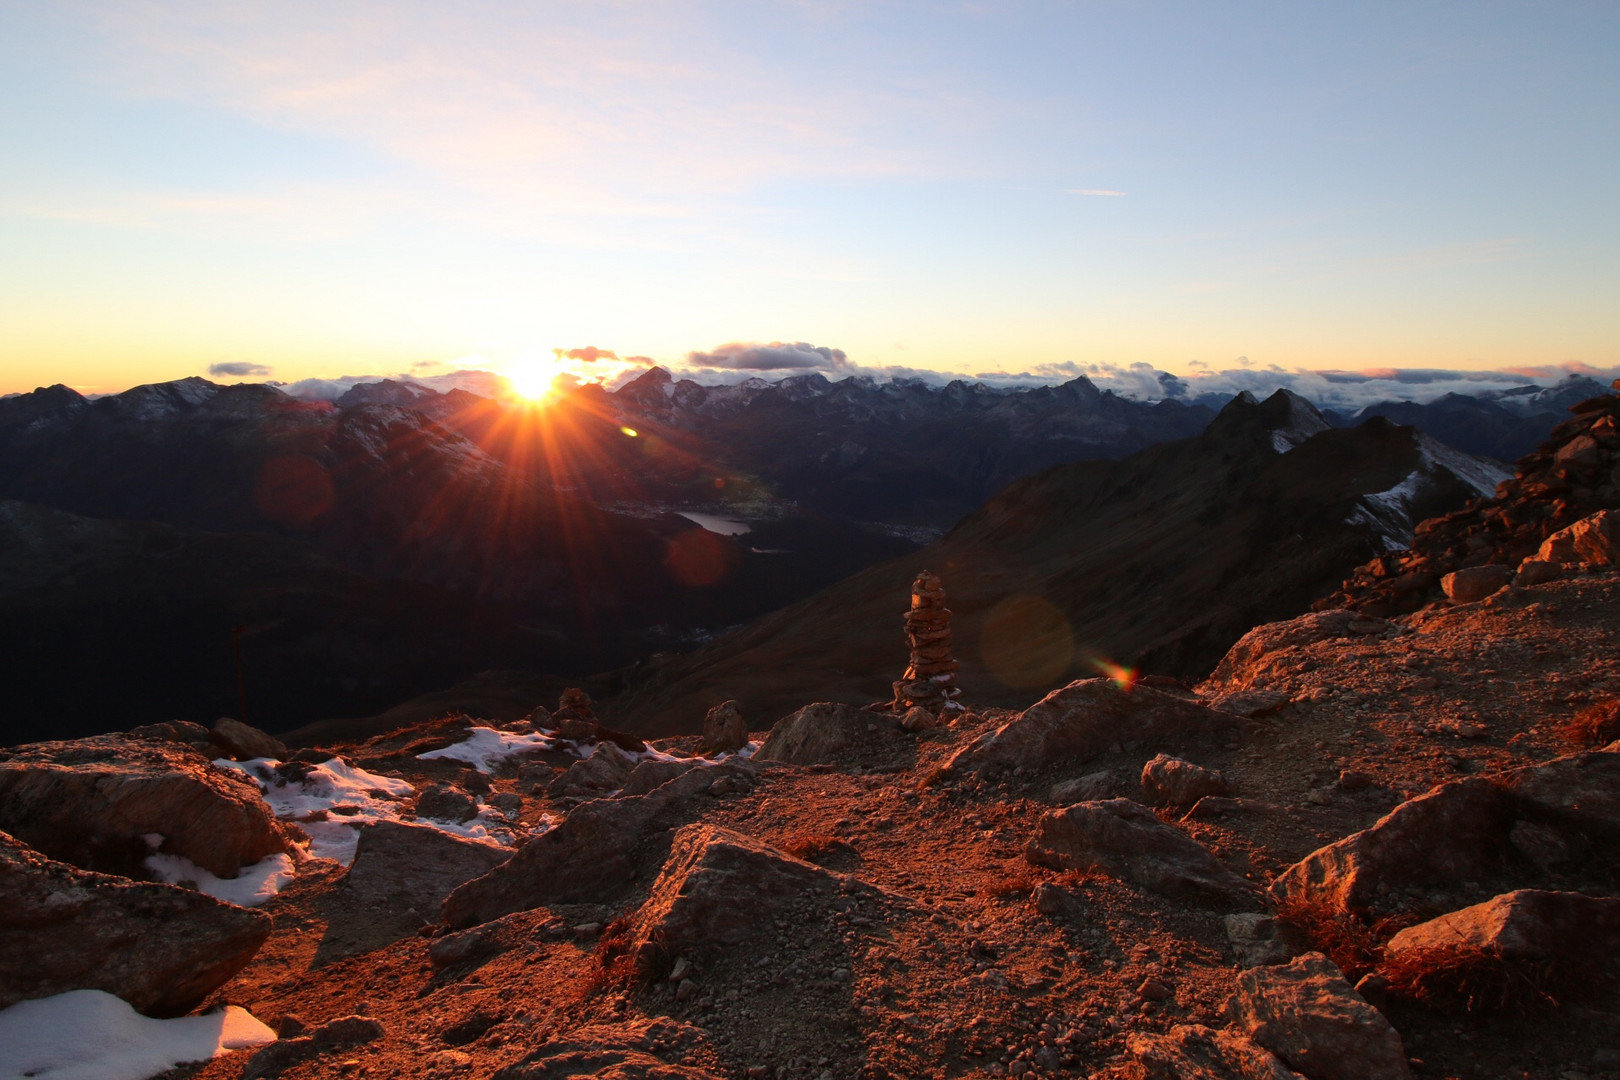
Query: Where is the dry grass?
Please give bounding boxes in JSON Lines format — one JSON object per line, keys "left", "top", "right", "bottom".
{"left": 1377, "top": 944, "right": 1606, "bottom": 1012}
{"left": 1273, "top": 894, "right": 1396, "bottom": 981}
{"left": 988, "top": 873, "right": 1035, "bottom": 899}
{"left": 779, "top": 832, "right": 848, "bottom": 863}
{"left": 575, "top": 918, "right": 668, "bottom": 1000}
{"left": 1558, "top": 698, "right": 1620, "bottom": 749}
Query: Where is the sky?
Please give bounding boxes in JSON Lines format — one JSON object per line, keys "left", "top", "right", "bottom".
{"left": 1, "top": 1, "right": 1617, "bottom": 399}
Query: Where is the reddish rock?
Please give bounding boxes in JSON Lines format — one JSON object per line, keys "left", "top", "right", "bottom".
{"left": 491, "top": 1018, "right": 720, "bottom": 1080}
{"left": 443, "top": 762, "right": 755, "bottom": 928}
{"left": 1514, "top": 557, "right": 1561, "bottom": 586}
{"left": 755, "top": 702, "right": 892, "bottom": 766}
{"left": 946, "top": 679, "right": 1235, "bottom": 775}
{"left": 1126, "top": 1024, "right": 1305, "bottom": 1080}
{"left": 1141, "top": 754, "right": 1231, "bottom": 806}
{"left": 1229, "top": 952, "right": 1411, "bottom": 1080}
{"left": 1384, "top": 889, "right": 1620, "bottom": 963}
{"left": 699, "top": 700, "right": 749, "bottom": 754}
{"left": 320, "top": 821, "right": 510, "bottom": 963}
{"left": 1026, "top": 799, "right": 1258, "bottom": 905}
{"left": 1538, "top": 509, "right": 1620, "bottom": 565}
{"left": 1207, "top": 611, "right": 1368, "bottom": 689}
{"left": 210, "top": 717, "right": 288, "bottom": 761}
{"left": 1506, "top": 746, "right": 1620, "bottom": 832}
{"left": 628, "top": 825, "right": 839, "bottom": 958}
{"left": 1441, "top": 565, "right": 1512, "bottom": 603}
{"left": 1269, "top": 776, "right": 1517, "bottom": 916}
{"left": 0, "top": 735, "right": 287, "bottom": 879}
{"left": 0, "top": 830, "right": 270, "bottom": 1017}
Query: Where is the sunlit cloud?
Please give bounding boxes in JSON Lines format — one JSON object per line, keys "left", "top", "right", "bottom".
{"left": 1068, "top": 188, "right": 1126, "bottom": 197}
{"left": 553, "top": 346, "right": 619, "bottom": 364}
{"left": 684, "top": 341, "right": 852, "bottom": 373}
{"left": 207, "top": 361, "right": 271, "bottom": 376}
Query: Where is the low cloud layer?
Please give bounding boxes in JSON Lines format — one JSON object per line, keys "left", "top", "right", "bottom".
{"left": 207, "top": 361, "right": 271, "bottom": 377}
{"left": 971, "top": 360, "right": 1619, "bottom": 412}
{"left": 553, "top": 346, "right": 618, "bottom": 363}
{"left": 685, "top": 341, "right": 852, "bottom": 373}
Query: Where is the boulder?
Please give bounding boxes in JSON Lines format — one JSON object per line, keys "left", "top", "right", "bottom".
{"left": 490, "top": 1017, "right": 720, "bottom": 1080}
{"left": 1538, "top": 509, "right": 1620, "bottom": 565}
{"left": 126, "top": 720, "right": 215, "bottom": 753}
{"left": 1208, "top": 689, "right": 1290, "bottom": 717}
{"left": 428, "top": 908, "right": 560, "bottom": 970}
{"left": 1229, "top": 953, "right": 1411, "bottom": 1080}
{"left": 241, "top": 1015, "right": 385, "bottom": 1080}
{"left": 699, "top": 700, "right": 749, "bottom": 754}
{"left": 901, "top": 706, "right": 941, "bottom": 732}
{"left": 946, "top": 680, "right": 1236, "bottom": 776}
{"left": 1142, "top": 754, "right": 1231, "bottom": 806}
{"left": 1269, "top": 777, "right": 1517, "bottom": 916}
{"left": 755, "top": 702, "right": 882, "bottom": 765}
{"left": 547, "top": 741, "right": 639, "bottom": 799}
{"left": 1050, "top": 770, "right": 1123, "bottom": 804}
{"left": 628, "top": 825, "right": 838, "bottom": 958}
{"left": 0, "top": 830, "right": 270, "bottom": 1016}
{"left": 1225, "top": 913, "right": 1304, "bottom": 967}
{"left": 1504, "top": 747, "right": 1620, "bottom": 833}
{"left": 1384, "top": 889, "right": 1620, "bottom": 964}
{"left": 414, "top": 785, "right": 478, "bottom": 823}
{"left": 1025, "top": 799, "right": 1258, "bottom": 905}
{"left": 319, "top": 822, "right": 511, "bottom": 963}
{"left": 0, "top": 735, "right": 287, "bottom": 879}
{"left": 1207, "top": 611, "right": 1367, "bottom": 689}
{"left": 1514, "top": 558, "right": 1561, "bottom": 587}
{"left": 620, "top": 758, "right": 702, "bottom": 797}
{"left": 210, "top": 717, "right": 287, "bottom": 761}
{"left": 1440, "top": 565, "right": 1512, "bottom": 604}
{"left": 443, "top": 762, "right": 755, "bottom": 928}
{"left": 1125, "top": 1024, "right": 1305, "bottom": 1080}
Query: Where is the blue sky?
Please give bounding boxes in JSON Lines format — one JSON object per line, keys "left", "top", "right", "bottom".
{"left": 1, "top": 1, "right": 1616, "bottom": 396}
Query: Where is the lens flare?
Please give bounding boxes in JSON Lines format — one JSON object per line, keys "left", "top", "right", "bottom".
{"left": 1087, "top": 656, "right": 1138, "bottom": 691}
{"left": 620, "top": 426, "right": 638, "bottom": 437}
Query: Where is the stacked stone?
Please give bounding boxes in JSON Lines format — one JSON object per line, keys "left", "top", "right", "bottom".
{"left": 892, "top": 570, "right": 964, "bottom": 714}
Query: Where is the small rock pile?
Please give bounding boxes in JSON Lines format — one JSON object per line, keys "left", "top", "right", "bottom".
{"left": 891, "top": 570, "right": 964, "bottom": 716}
{"left": 1320, "top": 383, "right": 1620, "bottom": 616}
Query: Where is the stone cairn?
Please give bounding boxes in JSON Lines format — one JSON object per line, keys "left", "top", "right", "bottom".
{"left": 892, "top": 570, "right": 964, "bottom": 715}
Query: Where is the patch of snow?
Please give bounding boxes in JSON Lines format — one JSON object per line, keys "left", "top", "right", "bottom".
{"left": 418, "top": 726, "right": 555, "bottom": 772}
{"left": 144, "top": 852, "right": 296, "bottom": 907}
{"left": 675, "top": 511, "right": 752, "bottom": 536}
{"left": 1271, "top": 431, "right": 1299, "bottom": 454}
{"left": 0, "top": 989, "right": 274, "bottom": 1080}
{"left": 215, "top": 756, "right": 416, "bottom": 865}
{"left": 215, "top": 754, "right": 533, "bottom": 866}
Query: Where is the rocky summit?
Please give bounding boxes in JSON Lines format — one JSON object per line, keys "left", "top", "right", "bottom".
{"left": 2, "top": 391, "right": 1620, "bottom": 1080}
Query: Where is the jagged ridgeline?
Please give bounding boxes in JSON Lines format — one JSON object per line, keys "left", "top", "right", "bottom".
{"left": 606, "top": 389, "right": 1506, "bottom": 736}
{"left": 0, "top": 370, "right": 1565, "bottom": 744}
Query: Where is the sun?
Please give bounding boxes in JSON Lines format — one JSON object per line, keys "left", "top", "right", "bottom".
{"left": 504, "top": 358, "right": 557, "bottom": 403}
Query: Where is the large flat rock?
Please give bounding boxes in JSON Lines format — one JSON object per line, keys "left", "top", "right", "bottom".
{"left": 0, "top": 829, "right": 270, "bottom": 1017}
{"left": 0, "top": 735, "right": 286, "bottom": 879}
{"left": 947, "top": 678, "right": 1236, "bottom": 775}
{"left": 1230, "top": 952, "right": 1411, "bottom": 1080}
{"left": 1025, "top": 798, "right": 1258, "bottom": 905}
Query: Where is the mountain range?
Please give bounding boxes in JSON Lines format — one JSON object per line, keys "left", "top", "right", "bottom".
{"left": 0, "top": 369, "right": 1571, "bottom": 741}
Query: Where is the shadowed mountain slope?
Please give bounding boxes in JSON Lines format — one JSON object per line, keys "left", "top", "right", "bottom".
{"left": 604, "top": 391, "right": 1505, "bottom": 736}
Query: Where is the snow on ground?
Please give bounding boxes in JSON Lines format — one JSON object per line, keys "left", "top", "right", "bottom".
{"left": 144, "top": 852, "right": 296, "bottom": 907}
{"left": 214, "top": 755, "right": 525, "bottom": 867}
{"left": 417, "top": 726, "right": 554, "bottom": 772}
{"left": 0, "top": 989, "right": 274, "bottom": 1080}
{"left": 216, "top": 756, "right": 416, "bottom": 865}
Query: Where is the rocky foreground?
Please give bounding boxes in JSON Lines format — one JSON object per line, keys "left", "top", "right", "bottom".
{"left": 3, "top": 510, "right": 1620, "bottom": 1079}
{"left": 6, "top": 399, "right": 1620, "bottom": 1079}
